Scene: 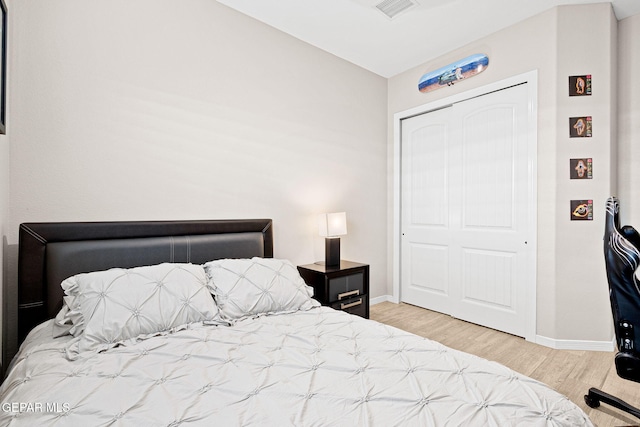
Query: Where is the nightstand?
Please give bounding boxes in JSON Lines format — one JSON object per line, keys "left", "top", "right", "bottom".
{"left": 297, "top": 261, "right": 369, "bottom": 319}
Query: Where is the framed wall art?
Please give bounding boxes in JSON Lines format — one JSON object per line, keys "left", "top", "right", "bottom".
{"left": 569, "top": 75, "right": 592, "bottom": 96}
{"left": 570, "top": 199, "right": 593, "bottom": 221}
{"left": 569, "top": 116, "right": 592, "bottom": 138}
{"left": 570, "top": 158, "right": 593, "bottom": 179}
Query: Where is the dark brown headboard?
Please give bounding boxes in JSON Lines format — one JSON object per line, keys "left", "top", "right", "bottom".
{"left": 6, "top": 219, "right": 273, "bottom": 370}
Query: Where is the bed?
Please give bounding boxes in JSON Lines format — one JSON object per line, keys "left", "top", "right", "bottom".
{"left": 0, "top": 219, "right": 593, "bottom": 426}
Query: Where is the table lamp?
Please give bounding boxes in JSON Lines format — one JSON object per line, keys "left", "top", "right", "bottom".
{"left": 318, "top": 212, "right": 347, "bottom": 267}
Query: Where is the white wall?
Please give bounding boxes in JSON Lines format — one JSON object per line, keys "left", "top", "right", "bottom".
{"left": 554, "top": 5, "right": 617, "bottom": 343}
{"left": 388, "top": 3, "right": 617, "bottom": 344}
{"left": 4, "top": 0, "right": 637, "bottom": 350}
{"left": 0, "top": 0, "right": 11, "bottom": 361}
{"left": 388, "top": 8, "right": 560, "bottom": 340}
{"left": 618, "top": 13, "right": 640, "bottom": 226}
{"left": 7, "top": 1, "right": 388, "bottom": 295}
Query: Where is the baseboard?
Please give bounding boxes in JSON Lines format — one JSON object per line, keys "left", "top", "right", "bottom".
{"left": 372, "top": 297, "right": 614, "bottom": 351}
{"left": 370, "top": 295, "right": 394, "bottom": 305}
{"left": 535, "top": 335, "right": 615, "bottom": 352}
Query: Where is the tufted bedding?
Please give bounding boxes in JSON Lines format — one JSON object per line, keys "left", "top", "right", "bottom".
{"left": 1, "top": 306, "right": 593, "bottom": 426}
{"left": 4, "top": 220, "right": 594, "bottom": 426}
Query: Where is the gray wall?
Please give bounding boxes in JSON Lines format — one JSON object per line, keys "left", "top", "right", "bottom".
{"left": 4, "top": 1, "right": 640, "bottom": 351}
{"left": 6, "top": 0, "right": 388, "bottom": 284}
{"left": 388, "top": 4, "right": 618, "bottom": 345}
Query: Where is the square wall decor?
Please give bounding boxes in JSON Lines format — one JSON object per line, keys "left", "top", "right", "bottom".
{"left": 570, "top": 158, "right": 593, "bottom": 179}
{"left": 569, "top": 116, "right": 592, "bottom": 138}
{"left": 569, "top": 75, "right": 592, "bottom": 96}
{"left": 570, "top": 199, "right": 593, "bottom": 221}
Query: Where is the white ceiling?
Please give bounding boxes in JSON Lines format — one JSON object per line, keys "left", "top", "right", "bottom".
{"left": 216, "top": 0, "right": 640, "bottom": 77}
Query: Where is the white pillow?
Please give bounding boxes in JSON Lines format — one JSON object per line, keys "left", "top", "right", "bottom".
{"left": 204, "top": 257, "right": 319, "bottom": 321}
{"left": 56, "top": 263, "right": 223, "bottom": 356}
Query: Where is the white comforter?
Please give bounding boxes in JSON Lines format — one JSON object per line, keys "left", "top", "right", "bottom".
{"left": 0, "top": 307, "right": 592, "bottom": 426}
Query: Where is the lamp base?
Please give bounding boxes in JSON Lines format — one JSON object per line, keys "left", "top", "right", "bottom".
{"left": 325, "top": 237, "right": 340, "bottom": 267}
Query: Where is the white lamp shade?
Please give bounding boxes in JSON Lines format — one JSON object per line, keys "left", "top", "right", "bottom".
{"left": 318, "top": 212, "right": 347, "bottom": 237}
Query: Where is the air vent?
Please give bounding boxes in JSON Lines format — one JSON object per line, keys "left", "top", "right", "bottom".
{"left": 375, "top": 0, "right": 417, "bottom": 19}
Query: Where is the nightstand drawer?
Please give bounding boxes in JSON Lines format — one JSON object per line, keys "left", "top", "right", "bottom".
{"left": 328, "top": 272, "right": 364, "bottom": 303}
{"left": 330, "top": 294, "right": 367, "bottom": 318}
{"left": 297, "top": 261, "right": 370, "bottom": 319}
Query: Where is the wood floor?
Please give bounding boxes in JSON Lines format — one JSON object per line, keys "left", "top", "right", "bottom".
{"left": 370, "top": 301, "right": 640, "bottom": 427}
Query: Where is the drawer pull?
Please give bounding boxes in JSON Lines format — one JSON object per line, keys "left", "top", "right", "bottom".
{"left": 338, "top": 290, "right": 360, "bottom": 300}
{"left": 341, "top": 299, "right": 362, "bottom": 310}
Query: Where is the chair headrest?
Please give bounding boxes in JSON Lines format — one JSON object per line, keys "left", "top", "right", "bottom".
{"left": 605, "top": 197, "right": 620, "bottom": 236}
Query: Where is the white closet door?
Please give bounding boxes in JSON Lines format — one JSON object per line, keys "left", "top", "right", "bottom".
{"left": 401, "top": 84, "right": 531, "bottom": 337}
{"left": 401, "top": 106, "right": 455, "bottom": 316}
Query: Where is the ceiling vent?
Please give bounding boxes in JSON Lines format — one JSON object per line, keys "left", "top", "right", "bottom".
{"left": 375, "top": 0, "right": 418, "bottom": 19}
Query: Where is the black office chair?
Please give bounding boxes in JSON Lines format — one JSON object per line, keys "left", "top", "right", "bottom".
{"left": 584, "top": 197, "right": 640, "bottom": 419}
